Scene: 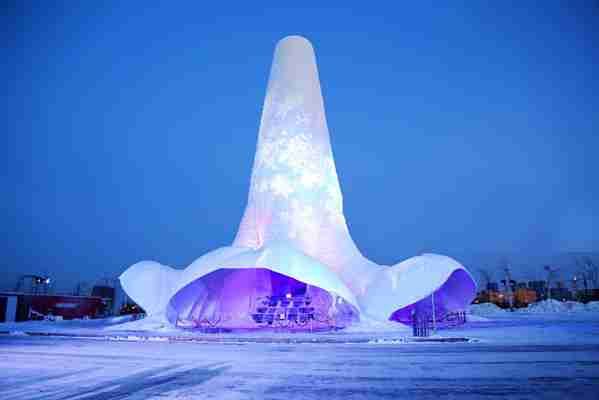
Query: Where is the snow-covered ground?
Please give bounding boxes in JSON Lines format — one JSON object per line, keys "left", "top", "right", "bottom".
{"left": 469, "top": 299, "right": 599, "bottom": 316}
{"left": 2, "top": 300, "right": 598, "bottom": 344}
{"left": 2, "top": 330, "right": 599, "bottom": 399}
{"left": 1, "top": 302, "right": 599, "bottom": 399}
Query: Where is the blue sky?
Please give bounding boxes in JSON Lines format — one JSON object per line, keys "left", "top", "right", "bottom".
{"left": 2, "top": 2, "right": 598, "bottom": 290}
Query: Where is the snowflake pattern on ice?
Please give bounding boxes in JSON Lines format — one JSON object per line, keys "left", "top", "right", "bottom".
{"left": 233, "top": 35, "right": 380, "bottom": 292}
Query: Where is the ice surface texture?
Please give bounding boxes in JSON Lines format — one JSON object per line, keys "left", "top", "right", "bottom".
{"left": 119, "top": 36, "right": 476, "bottom": 329}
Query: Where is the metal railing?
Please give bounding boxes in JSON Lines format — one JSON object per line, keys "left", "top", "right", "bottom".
{"left": 412, "top": 310, "right": 467, "bottom": 337}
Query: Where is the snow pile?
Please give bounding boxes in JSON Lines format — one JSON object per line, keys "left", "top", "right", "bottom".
{"left": 368, "top": 338, "right": 409, "bottom": 344}
{"left": 469, "top": 300, "right": 599, "bottom": 317}
{"left": 466, "top": 314, "right": 492, "bottom": 322}
{"left": 585, "top": 301, "right": 599, "bottom": 312}
{"left": 0, "top": 315, "right": 138, "bottom": 334}
{"left": 519, "top": 299, "right": 592, "bottom": 314}
{"left": 468, "top": 302, "right": 506, "bottom": 316}
{"left": 342, "top": 314, "right": 411, "bottom": 334}
{"left": 519, "top": 299, "right": 568, "bottom": 313}
{"left": 104, "top": 314, "right": 179, "bottom": 333}
{"left": 565, "top": 301, "right": 588, "bottom": 312}
{"left": 107, "top": 335, "right": 169, "bottom": 342}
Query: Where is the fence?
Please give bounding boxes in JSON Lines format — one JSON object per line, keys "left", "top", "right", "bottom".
{"left": 412, "top": 310, "right": 467, "bottom": 337}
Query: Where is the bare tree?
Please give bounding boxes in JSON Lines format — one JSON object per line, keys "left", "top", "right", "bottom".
{"left": 581, "top": 256, "right": 598, "bottom": 289}
{"left": 544, "top": 265, "right": 559, "bottom": 300}
{"left": 478, "top": 268, "right": 493, "bottom": 290}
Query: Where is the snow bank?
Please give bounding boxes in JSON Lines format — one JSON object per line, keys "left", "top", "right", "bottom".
{"left": 468, "top": 302, "right": 506, "bottom": 316}
{"left": 104, "top": 314, "right": 179, "bottom": 333}
{"left": 469, "top": 300, "right": 599, "bottom": 317}
{"left": 585, "top": 301, "right": 599, "bottom": 312}
{"left": 107, "top": 335, "right": 169, "bottom": 342}
{"left": 342, "top": 314, "right": 411, "bottom": 334}
{"left": 466, "top": 314, "right": 492, "bottom": 322}
{"left": 368, "top": 338, "right": 409, "bottom": 344}
{"left": 519, "top": 299, "right": 594, "bottom": 313}
{"left": 0, "top": 315, "right": 137, "bottom": 334}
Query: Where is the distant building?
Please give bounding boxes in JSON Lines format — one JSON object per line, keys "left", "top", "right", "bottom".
{"left": 527, "top": 281, "right": 547, "bottom": 299}
{"left": 474, "top": 290, "right": 508, "bottom": 307}
{"left": 0, "top": 295, "right": 17, "bottom": 322}
{"left": 91, "top": 285, "right": 116, "bottom": 317}
{"left": 514, "top": 288, "right": 537, "bottom": 306}
{"left": 549, "top": 288, "right": 573, "bottom": 301}
{"left": 0, "top": 291, "right": 105, "bottom": 321}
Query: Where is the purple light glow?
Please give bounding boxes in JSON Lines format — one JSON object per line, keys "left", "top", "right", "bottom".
{"left": 118, "top": 36, "right": 479, "bottom": 331}
{"left": 166, "top": 268, "right": 359, "bottom": 330}
{"left": 389, "top": 269, "right": 476, "bottom": 324}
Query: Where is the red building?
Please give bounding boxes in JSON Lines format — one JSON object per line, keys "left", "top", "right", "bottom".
{"left": 0, "top": 292, "right": 105, "bottom": 321}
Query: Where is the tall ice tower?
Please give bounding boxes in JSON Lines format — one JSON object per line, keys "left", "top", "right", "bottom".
{"left": 119, "top": 36, "right": 476, "bottom": 330}
{"left": 234, "top": 36, "right": 378, "bottom": 294}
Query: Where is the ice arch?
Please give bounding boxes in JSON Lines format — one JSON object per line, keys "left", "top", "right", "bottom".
{"left": 360, "top": 254, "right": 477, "bottom": 323}
{"left": 165, "top": 242, "right": 360, "bottom": 330}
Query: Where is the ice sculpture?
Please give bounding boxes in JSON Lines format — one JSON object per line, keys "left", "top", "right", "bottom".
{"left": 234, "top": 35, "right": 379, "bottom": 295}
{"left": 119, "top": 36, "right": 476, "bottom": 331}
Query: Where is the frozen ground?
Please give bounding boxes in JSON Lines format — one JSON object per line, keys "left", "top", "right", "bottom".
{"left": 1, "top": 304, "right": 599, "bottom": 399}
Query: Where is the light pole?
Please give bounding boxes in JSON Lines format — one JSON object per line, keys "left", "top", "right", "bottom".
{"left": 431, "top": 291, "right": 436, "bottom": 335}
{"left": 544, "top": 265, "right": 558, "bottom": 301}
{"left": 503, "top": 266, "right": 514, "bottom": 311}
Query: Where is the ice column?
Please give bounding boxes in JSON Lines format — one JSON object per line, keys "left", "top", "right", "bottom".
{"left": 234, "top": 36, "right": 377, "bottom": 294}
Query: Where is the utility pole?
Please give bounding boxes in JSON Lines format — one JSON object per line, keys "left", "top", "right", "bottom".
{"left": 544, "top": 265, "right": 558, "bottom": 300}
{"left": 431, "top": 291, "right": 436, "bottom": 335}
{"left": 503, "top": 265, "right": 514, "bottom": 311}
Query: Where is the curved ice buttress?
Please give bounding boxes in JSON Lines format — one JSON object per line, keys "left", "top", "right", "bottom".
{"left": 119, "top": 261, "right": 181, "bottom": 316}
{"left": 170, "top": 241, "right": 360, "bottom": 310}
{"left": 360, "top": 254, "right": 477, "bottom": 323}
{"left": 165, "top": 241, "right": 360, "bottom": 327}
